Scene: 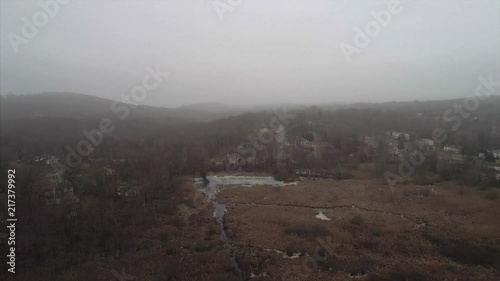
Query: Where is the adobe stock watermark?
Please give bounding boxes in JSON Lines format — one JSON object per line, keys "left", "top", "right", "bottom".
{"left": 340, "top": 0, "right": 403, "bottom": 63}
{"left": 212, "top": 0, "right": 243, "bottom": 21}
{"left": 64, "top": 65, "right": 170, "bottom": 168}
{"left": 8, "top": 0, "right": 71, "bottom": 54}
{"left": 384, "top": 73, "right": 500, "bottom": 190}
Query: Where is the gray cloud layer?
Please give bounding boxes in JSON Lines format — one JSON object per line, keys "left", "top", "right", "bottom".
{"left": 1, "top": 0, "right": 499, "bottom": 107}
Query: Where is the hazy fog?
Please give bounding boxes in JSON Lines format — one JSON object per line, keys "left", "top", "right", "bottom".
{"left": 1, "top": 0, "right": 499, "bottom": 107}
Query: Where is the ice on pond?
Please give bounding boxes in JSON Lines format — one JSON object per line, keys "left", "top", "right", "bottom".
{"left": 315, "top": 209, "right": 331, "bottom": 221}
{"left": 195, "top": 175, "right": 290, "bottom": 199}
{"left": 205, "top": 175, "right": 287, "bottom": 187}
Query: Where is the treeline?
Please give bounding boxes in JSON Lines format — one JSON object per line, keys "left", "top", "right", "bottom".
{"left": 0, "top": 138, "right": 190, "bottom": 280}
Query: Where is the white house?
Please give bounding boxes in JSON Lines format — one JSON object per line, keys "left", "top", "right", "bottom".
{"left": 226, "top": 153, "right": 240, "bottom": 165}
{"left": 387, "top": 131, "right": 410, "bottom": 141}
{"left": 35, "top": 154, "right": 59, "bottom": 165}
{"left": 296, "top": 137, "right": 310, "bottom": 147}
{"left": 415, "top": 138, "right": 434, "bottom": 147}
{"left": 443, "top": 145, "right": 462, "bottom": 154}
{"left": 488, "top": 149, "right": 500, "bottom": 158}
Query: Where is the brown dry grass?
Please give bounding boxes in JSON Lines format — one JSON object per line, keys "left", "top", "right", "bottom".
{"left": 217, "top": 178, "right": 500, "bottom": 281}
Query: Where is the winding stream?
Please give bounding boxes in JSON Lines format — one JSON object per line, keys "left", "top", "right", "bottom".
{"left": 195, "top": 176, "right": 289, "bottom": 278}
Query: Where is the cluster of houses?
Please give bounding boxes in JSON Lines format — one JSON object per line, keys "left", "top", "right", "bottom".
{"left": 380, "top": 131, "right": 499, "bottom": 161}
{"left": 34, "top": 154, "right": 60, "bottom": 165}
{"left": 488, "top": 149, "right": 500, "bottom": 159}
{"left": 116, "top": 183, "right": 143, "bottom": 197}
{"left": 373, "top": 131, "right": 500, "bottom": 180}
{"left": 33, "top": 154, "right": 146, "bottom": 209}
{"left": 381, "top": 131, "right": 430, "bottom": 157}
{"left": 443, "top": 145, "right": 462, "bottom": 154}
{"left": 152, "top": 119, "right": 500, "bottom": 182}
{"left": 34, "top": 154, "right": 82, "bottom": 207}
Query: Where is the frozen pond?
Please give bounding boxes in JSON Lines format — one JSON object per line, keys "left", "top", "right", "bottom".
{"left": 195, "top": 175, "right": 289, "bottom": 200}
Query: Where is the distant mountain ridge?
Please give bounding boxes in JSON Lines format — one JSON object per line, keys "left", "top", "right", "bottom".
{"left": 178, "top": 102, "right": 235, "bottom": 113}
{"left": 2, "top": 92, "right": 499, "bottom": 123}
{"left": 0, "top": 92, "right": 240, "bottom": 122}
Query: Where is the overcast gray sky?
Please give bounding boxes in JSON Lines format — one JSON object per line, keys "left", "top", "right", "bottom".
{"left": 1, "top": 0, "right": 499, "bottom": 107}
